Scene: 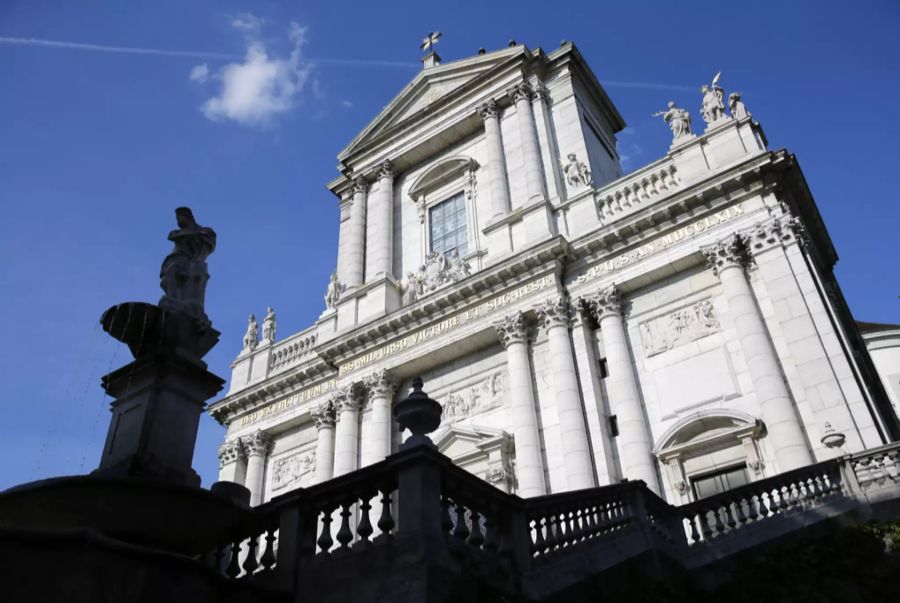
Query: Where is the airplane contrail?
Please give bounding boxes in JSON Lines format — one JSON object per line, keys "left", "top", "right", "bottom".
{"left": 0, "top": 36, "right": 418, "bottom": 69}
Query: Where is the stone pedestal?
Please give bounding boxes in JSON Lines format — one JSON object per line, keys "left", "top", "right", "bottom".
{"left": 95, "top": 351, "right": 224, "bottom": 486}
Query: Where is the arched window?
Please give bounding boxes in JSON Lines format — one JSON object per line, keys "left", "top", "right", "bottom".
{"left": 654, "top": 411, "right": 766, "bottom": 503}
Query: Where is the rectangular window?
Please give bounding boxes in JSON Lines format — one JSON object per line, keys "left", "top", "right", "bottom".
{"left": 429, "top": 192, "right": 468, "bottom": 257}
{"left": 608, "top": 415, "right": 619, "bottom": 437}
{"left": 598, "top": 357, "right": 609, "bottom": 379}
{"left": 690, "top": 464, "right": 750, "bottom": 500}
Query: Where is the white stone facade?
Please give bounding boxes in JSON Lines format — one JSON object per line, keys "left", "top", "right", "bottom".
{"left": 209, "top": 43, "right": 900, "bottom": 507}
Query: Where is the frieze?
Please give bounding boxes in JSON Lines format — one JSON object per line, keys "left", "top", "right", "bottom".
{"left": 639, "top": 299, "right": 720, "bottom": 356}
{"left": 238, "top": 378, "right": 337, "bottom": 426}
{"left": 574, "top": 204, "right": 745, "bottom": 287}
{"left": 271, "top": 450, "right": 316, "bottom": 491}
{"left": 441, "top": 372, "right": 504, "bottom": 424}
{"left": 337, "top": 275, "right": 555, "bottom": 376}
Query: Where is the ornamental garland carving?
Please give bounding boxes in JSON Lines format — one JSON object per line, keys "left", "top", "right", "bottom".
{"left": 701, "top": 234, "right": 748, "bottom": 276}
{"left": 440, "top": 372, "right": 504, "bottom": 424}
{"left": 400, "top": 250, "right": 471, "bottom": 305}
{"left": 536, "top": 296, "right": 572, "bottom": 331}
{"left": 493, "top": 312, "right": 529, "bottom": 347}
{"left": 639, "top": 299, "right": 721, "bottom": 356}
{"left": 271, "top": 449, "right": 316, "bottom": 491}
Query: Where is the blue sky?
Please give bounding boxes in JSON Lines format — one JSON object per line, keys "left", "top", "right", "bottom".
{"left": 1, "top": 1, "right": 898, "bottom": 489}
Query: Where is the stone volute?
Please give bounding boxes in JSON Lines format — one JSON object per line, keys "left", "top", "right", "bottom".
{"left": 393, "top": 377, "right": 443, "bottom": 450}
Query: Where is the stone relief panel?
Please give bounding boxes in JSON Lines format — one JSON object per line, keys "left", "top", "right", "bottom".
{"left": 440, "top": 372, "right": 504, "bottom": 424}
{"left": 270, "top": 449, "right": 316, "bottom": 492}
{"left": 639, "top": 299, "right": 720, "bottom": 357}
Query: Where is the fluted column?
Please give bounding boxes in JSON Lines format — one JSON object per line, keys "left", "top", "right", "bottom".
{"left": 494, "top": 312, "right": 546, "bottom": 496}
{"left": 703, "top": 235, "right": 813, "bottom": 470}
{"left": 366, "top": 160, "right": 395, "bottom": 280}
{"left": 360, "top": 370, "right": 395, "bottom": 466}
{"left": 478, "top": 100, "right": 511, "bottom": 219}
{"left": 242, "top": 430, "right": 272, "bottom": 506}
{"left": 332, "top": 385, "right": 363, "bottom": 477}
{"left": 312, "top": 400, "right": 337, "bottom": 484}
{"left": 536, "top": 296, "right": 596, "bottom": 490}
{"left": 345, "top": 178, "right": 368, "bottom": 287}
{"left": 217, "top": 438, "right": 247, "bottom": 485}
{"left": 508, "top": 82, "right": 545, "bottom": 203}
{"left": 585, "top": 286, "right": 661, "bottom": 494}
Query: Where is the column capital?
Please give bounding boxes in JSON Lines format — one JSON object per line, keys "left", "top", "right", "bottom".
{"left": 218, "top": 438, "right": 245, "bottom": 468}
{"left": 508, "top": 81, "right": 534, "bottom": 103}
{"left": 241, "top": 430, "right": 272, "bottom": 458}
{"left": 531, "top": 83, "right": 550, "bottom": 103}
{"left": 375, "top": 159, "right": 394, "bottom": 181}
{"left": 702, "top": 234, "right": 749, "bottom": 276}
{"left": 582, "top": 285, "right": 623, "bottom": 321}
{"left": 366, "top": 369, "right": 396, "bottom": 399}
{"left": 351, "top": 177, "right": 369, "bottom": 195}
{"left": 493, "top": 312, "right": 530, "bottom": 347}
{"left": 536, "top": 295, "right": 572, "bottom": 332}
{"left": 477, "top": 99, "right": 500, "bottom": 121}
{"left": 332, "top": 384, "right": 364, "bottom": 417}
{"left": 312, "top": 400, "right": 336, "bottom": 430}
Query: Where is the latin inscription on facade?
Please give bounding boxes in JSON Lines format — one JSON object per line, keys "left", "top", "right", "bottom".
{"left": 337, "top": 275, "right": 555, "bottom": 376}
{"left": 575, "top": 204, "right": 744, "bottom": 286}
{"left": 639, "top": 299, "right": 720, "bottom": 356}
{"left": 238, "top": 379, "right": 337, "bottom": 426}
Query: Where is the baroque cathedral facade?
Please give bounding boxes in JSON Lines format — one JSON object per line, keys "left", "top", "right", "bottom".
{"left": 209, "top": 42, "right": 899, "bottom": 508}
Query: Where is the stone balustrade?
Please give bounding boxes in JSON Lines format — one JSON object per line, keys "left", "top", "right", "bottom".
{"left": 269, "top": 328, "right": 318, "bottom": 373}
{"left": 594, "top": 157, "right": 680, "bottom": 223}
{"left": 200, "top": 442, "right": 900, "bottom": 599}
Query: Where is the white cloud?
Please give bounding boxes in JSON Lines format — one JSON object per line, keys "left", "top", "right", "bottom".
{"left": 189, "top": 63, "right": 209, "bottom": 83}
{"left": 192, "top": 16, "right": 311, "bottom": 127}
{"left": 340, "top": 100, "right": 353, "bottom": 108}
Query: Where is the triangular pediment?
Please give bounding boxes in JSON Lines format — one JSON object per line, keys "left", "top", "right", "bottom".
{"left": 434, "top": 424, "right": 511, "bottom": 462}
{"left": 338, "top": 47, "right": 526, "bottom": 162}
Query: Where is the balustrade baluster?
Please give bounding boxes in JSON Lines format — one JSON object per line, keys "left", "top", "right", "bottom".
{"left": 733, "top": 498, "right": 748, "bottom": 525}
{"left": 712, "top": 506, "right": 726, "bottom": 536}
{"left": 259, "top": 526, "right": 277, "bottom": 571}
{"left": 483, "top": 513, "right": 499, "bottom": 552}
{"left": 686, "top": 515, "right": 700, "bottom": 545}
{"left": 377, "top": 487, "right": 395, "bottom": 536}
{"left": 746, "top": 493, "right": 760, "bottom": 521}
{"left": 317, "top": 509, "right": 334, "bottom": 554}
{"left": 225, "top": 539, "right": 242, "bottom": 578}
{"left": 532, "top": 516, "right": 547, "bottom": 555}
{"left": 699, "top": 510, "right": 713, "bottom": 541}
{"left": 546, "top": 513, "right": 560, "bottom": 554}
{"left": 357, "top": 494, "right": 374, "bottom": 545}
{"left": 725, "top": 501, "right": 737, "bottom": 530}
{"left": 242, "top": 534, "right": 259, "bottom": 575}
{"left": 441, "top": 495, "right": 453, "bottom": 536}
{"left": 452, "top": 502, "right": 470, "bottom": 541}
{"left": 336, "top": 501, "right": 354, "bottom": 550}
{"left": 468, "top": 509, "right": 485, "bottom": 548}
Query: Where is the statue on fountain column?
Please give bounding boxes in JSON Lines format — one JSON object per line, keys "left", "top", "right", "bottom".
{"left": 159, "top": 207, "right": 217, "bottom": 325}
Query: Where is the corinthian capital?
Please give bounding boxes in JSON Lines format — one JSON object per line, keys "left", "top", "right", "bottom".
{"left": 745, "top": 219, "right": 788, "bottom": 255}
{"left": 366, "top": 369, "right": 396, "bottom": 399}
{"left": 312, "top": 400, "right": 336, "bottom": 430}
{"left": 702, "top": 234, "right": 748, "bottom": 276}
{"left": 478, "top": 99, "right": 500, "bottom": 121}
{"left": 218, "top": 439, "right": 245, "bottom": 468}
{"left": 583, "top": 285, "right": 622, "bottom": 321}
{"left": 241, "top": 430, "right": 272, "bottom": 458}
{"left": 536, "top": 295, "right": 572, "bottom": 332}
{"left": 376, "top": 159, "right": 394, "bottom": 181}
{"left": 508, "top": 82, "right": 534, "bottom": 103}
{"left": 332, "top": 384, "right": 364, "bottom": 416}
{"left": 351, "top": 177, "right": 369, "bottom": 195}
{"left": 493, "top": 312, "right": 530, "bottom": 347}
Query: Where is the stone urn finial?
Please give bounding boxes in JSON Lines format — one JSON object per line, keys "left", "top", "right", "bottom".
{"left": 393, "top": 377, "right": 442, "bottom": 450}
{"left": 821, "top": 422, "right": 846, "bottom": 450}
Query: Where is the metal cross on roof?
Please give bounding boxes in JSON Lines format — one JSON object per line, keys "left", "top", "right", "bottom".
{"left": 420, "top": 31, "right": 442, "bottom": 52}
